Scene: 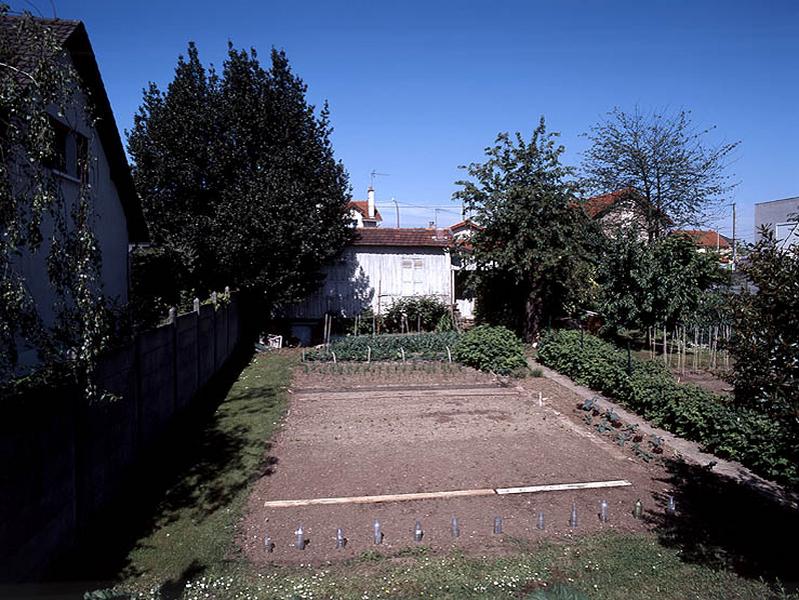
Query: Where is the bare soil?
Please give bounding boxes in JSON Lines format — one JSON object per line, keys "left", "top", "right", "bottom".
{"left": 240, "top": 364, "right": 674, "bottom": 566}
{"left": 674, "top": 370, "right": 734, "bottom": 396}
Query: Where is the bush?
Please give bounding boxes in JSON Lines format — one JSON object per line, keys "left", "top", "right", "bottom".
{"left": 305, "top": 331, "right": 460, "bottom": 362}
{"left": 538, "top": 329, "right": 798, "bottom": 487}
{"left": 453, "top": 325, "right": 527, "bottom": 375}
{"left": 383, "top": 296, "right": 449, "bottom": 333}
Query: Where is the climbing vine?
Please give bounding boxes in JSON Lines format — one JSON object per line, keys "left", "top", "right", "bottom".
{"left": 1, "top": 6, "right": 109, "bottom": 395}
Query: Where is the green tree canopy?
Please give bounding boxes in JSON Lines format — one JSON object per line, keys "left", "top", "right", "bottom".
{"left": 730, "top": 231, "right": 799, "bottom": 425}
{"left": 128, "top": 43, "right": 352, "bottom": 314}
{"left": 454, "top": 118, "right": 599, "bottom": 340}
{"left": 596, "top": 229, "right": 727, "bottom": 334}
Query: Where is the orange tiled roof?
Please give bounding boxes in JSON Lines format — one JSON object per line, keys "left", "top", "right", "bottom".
{"left": 352, "top": 228, "right": 452, "bottom": 247}
{"left": 673, "top": 229, "right": 732, "bottom": 249}
{"left": 348, "top": 200, "right": 383, "bottom": 222}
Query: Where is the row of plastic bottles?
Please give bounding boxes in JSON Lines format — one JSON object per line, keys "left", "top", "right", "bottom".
{"left": 264, "top": 497, "right": 674, "bottom": 552}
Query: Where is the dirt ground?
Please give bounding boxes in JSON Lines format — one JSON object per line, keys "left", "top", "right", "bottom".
{"left": 240, "top": 364, "right": 674, "bottom": 566}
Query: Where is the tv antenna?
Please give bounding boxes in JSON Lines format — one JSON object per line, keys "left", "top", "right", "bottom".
{"left": 370, "top": 169, "right": 390, "bottom": 188}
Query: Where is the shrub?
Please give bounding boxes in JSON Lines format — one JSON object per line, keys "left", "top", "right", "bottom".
{"left": 305, "top": 331, "right": 460, "bottom": 362}
{"left": 538, "top": 329, "right": 798, "bottom": 487}
{"left": 383, "top": 296, "right": 449, "bottom": 333}
{"left": 453, "top": 325, "right": 527, "bottom": 375}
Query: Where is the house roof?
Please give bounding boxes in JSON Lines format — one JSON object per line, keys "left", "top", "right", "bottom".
{"left": 352, "top": 227, "right": 453, "bottom": 248}
{"left": 672, "top": 229, "right": 732, "bottom": 250}
{"left": 582, "top": 189, "right": 637, "bottom": 219}
{"left": 449, "top": 219, "right": 482, "bottom": 232}
{"left": 1, "top": 15, "right": 148, "bottom": 242}
{"left": 348, "top": 200, "right": 383, "bottom": 222}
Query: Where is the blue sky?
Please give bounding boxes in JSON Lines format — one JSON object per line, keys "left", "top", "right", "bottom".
{"left": 19, "top": 0, "right": 799, "bottom": 238}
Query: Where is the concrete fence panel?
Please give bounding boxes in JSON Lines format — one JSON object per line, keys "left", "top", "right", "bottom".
{"left": 175, "top": 312, "right": 199, "bottom": 411}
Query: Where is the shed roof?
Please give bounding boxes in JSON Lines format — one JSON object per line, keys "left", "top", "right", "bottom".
{"left": 352, "top": 227, "right": 453, "bottom": 248}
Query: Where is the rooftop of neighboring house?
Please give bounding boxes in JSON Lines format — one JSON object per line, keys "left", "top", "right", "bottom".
{"left": 1, "top": 14, "right": 147, "bottom": 242}
{"left": 672, "top": 229, "right": 732, "bottom": 250}
{"left": 582, "top": 189, "right": 638, "bottom": 219}
{"left": 352, "top": 227, "right": 453, "bottom": 248}
{"left": 347, "top": 200, "right": 383, "bottom": 222}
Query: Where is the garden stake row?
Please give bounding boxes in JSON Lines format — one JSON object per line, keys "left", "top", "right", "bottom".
{"left": 264, "top": 500, "right": 640, "bottom": 552}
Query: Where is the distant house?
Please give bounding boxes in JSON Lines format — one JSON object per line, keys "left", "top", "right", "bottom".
{"left": 448, "top": 219, "right": 481, "bottom": 240}
{"left": 3, "top": 16, "right": 147, "bottom": 360}
{"left": 347, "top": 187, "right": 383, "bottom": 228}
{"left": 754, "top": 196, "right": 799, "bottom": 251}
{"left": 286, "top": 227, "right": 477, "bottom": 343}
{"left": 672, "top": 229, "right": 733, "bottom": 264}
{"left": 582, "top": 189, "right": 671, "bottom": 237}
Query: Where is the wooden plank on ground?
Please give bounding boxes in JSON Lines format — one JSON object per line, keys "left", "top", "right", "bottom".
{"left": 262, "top": 479, "right": 632, "bottom": 508}
{"left": 496, "top": 480, "right": 632, "bottom": 495}
{"left": 263, "top": 488, "right": 495, "bottom": 508}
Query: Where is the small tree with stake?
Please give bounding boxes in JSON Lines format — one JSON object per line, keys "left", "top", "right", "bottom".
{"left": 454, "top": 118, "right": 599, "bottom": 341}
{"left": 582, "top": 106, "right": 739, "bottom": 241}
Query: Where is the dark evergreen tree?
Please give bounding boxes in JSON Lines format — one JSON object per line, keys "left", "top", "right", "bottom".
{"left": 128, "top": 43, "right": 351, "bottom": 315}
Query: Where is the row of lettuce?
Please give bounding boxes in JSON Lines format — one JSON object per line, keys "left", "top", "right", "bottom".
{"left": 304, "top": 326, "right": 528, "bottom": 375}
{"left": 537, "top": 330, "right": 798, "bottom": 487}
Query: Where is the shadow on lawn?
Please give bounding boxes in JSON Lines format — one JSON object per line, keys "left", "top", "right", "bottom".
{"left": 44, "top": 344, "right": 276, "bottom": 592}
{"left": 648, "top": 459, "right": 799, "bottom": 591}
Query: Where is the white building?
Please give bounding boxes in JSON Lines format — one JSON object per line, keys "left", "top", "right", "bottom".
{"left": 347, "top": 187, "right": 383, "bottom": 228}
{"left": 754, "top": 196, "right": 799, "bottom": 251}
{"left": 286, "top": 227, "right": 479, "bottom": 343}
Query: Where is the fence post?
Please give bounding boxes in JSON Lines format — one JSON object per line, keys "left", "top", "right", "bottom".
{"left": 169, "top": 307, "right": 178, "bottom": 414}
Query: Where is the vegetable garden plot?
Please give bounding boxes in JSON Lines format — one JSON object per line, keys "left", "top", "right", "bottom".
{"left": 240, "top": 365, "right": 666, "bottom": 565}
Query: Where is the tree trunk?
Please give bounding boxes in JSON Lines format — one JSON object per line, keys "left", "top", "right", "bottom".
{"left": 523, "top": 285, "right": 543, "bottom": 342}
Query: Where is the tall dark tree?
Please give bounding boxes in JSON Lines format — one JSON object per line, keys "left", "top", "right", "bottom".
{"left": 729, "top": 231, "right": 799, "bottom": 425}
{"left": 582, "top": 107, "right": 739, "bottom": 241}
{"left": 128, "top": 43, "right": 351, "bottom": 315}
{"left": 127, "top": 42, "right": 218, "bottom": 295}
{"left": 454, "top": 118, "right": 598, "bottom": 340}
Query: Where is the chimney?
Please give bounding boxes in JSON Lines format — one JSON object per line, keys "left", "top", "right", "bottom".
{"left": 367, "top": 187, "right": 375, "bottom": 218}
{"left": 428, "top": 221, "right": 435, "bottom": 229}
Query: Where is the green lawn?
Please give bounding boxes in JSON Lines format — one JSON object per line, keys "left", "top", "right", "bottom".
{"left": 96, "top": 351, "right": 794, "bottom": 600}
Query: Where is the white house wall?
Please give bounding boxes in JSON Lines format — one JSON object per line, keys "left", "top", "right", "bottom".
{"left": 13, "top": 80, "right": 130, "bottom": 342}
{"left": 287, "top": 246, "right": 453, "bottom": 319}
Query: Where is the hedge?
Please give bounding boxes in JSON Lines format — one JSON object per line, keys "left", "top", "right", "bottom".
{"left": 538, "top": 329, "right": 798, "bottom": 487}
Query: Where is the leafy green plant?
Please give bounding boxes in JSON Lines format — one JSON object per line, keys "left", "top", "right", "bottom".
{"left": 383, "top": 296, "right": 450, "bottom": 333}
{"left": 538, "top": 329, "right": 798, "bottom": 487}
{"left": 453, "top": 325, "right": 527, "bottom": 375}
{"left": 305, "top": 331, "right": 460, "bottom": 362}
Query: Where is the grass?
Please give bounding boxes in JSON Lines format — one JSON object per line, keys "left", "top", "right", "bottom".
{"left": 92, "top": 351, "right": 795, "bottom": 600}
{"left": 108, "top": 531, "right": 794, "bottom": 599}
{"left": 115, "top": 350, "right": 294, "bottom": 592}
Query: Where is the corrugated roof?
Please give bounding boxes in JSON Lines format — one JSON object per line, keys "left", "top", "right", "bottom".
{"left": 352, "top": 227, "right": 453, "bottom": 248}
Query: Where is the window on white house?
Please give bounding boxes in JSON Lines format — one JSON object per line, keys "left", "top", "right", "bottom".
{"left": 401, "top": 257, "right": 425, "bottom": 295}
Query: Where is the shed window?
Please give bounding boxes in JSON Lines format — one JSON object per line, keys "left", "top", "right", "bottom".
{"left": 401, "top": 257, "right": 425, "bottom": 295}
